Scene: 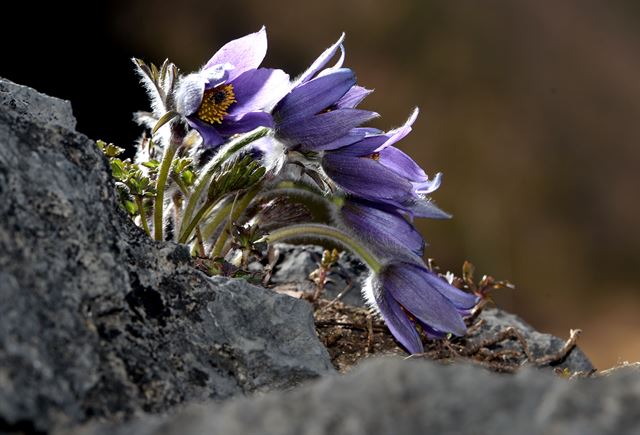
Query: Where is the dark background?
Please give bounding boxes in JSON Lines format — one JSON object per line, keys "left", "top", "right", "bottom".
{"left": 4, "top": 0, "right": 639, "bottom": 368}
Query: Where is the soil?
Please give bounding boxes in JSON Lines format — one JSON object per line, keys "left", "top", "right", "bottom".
{"left": 305, "top": 295, "right": 585, "bottom": 375}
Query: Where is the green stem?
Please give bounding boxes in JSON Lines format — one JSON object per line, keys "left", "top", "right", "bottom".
{"left": 201, "top": 201, "right": 233, "bottom": 241}
{"left": 171, "top": 173, "right": 190, "bottom": 197}
{"left": 257, "top": 186, "right": 334, "bottom": 223}
{"left": 209, "top": 186, "right": 260, "bottom": 258}
{"left": 194, "top": 226, "right": 206, "bottom": 257}
{"left": 266, "top": 224, "right": 383, "bottom": 273}
{"left": 135, "top": 196, "right": 151, "bottom": 236}
{"left": 213, "top": 126, "right": 270, "bottom": 166}
{"left": 178, "top": 171, "right": 213, "bottom": 242}
{"left": 178, "top": 126, "right": 270, "bottom": 242}
{"left": 178, "top": 199, "right": 215, "bottom": 244}
{"left": 153, "top": 141, "right": 179, "bottom": 241}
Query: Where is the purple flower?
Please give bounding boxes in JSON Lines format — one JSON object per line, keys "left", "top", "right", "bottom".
{"left": 366, "top": 262, "right": 478, "bottom": 354}
{"left": 321, "top": 108, "right": 448, "bottom": 218}
{"left": 339, "top": 197, "right": 425, "bottom": 257}
{"left": 175, "top": 27, "right": 290, "bottom": 148}
{"left": 274, "top": 34, "right": 378, "bottom": 151}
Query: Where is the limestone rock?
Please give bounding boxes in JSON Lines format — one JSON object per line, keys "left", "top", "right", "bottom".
{"left": 0, "top": 78, "right": 333, "bottom": 433}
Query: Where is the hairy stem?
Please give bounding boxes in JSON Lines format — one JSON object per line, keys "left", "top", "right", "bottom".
{"left": 135, "top": 196, "right": 151, "bottom": 236}
{"left": 171, "top": 173, "right": 190, "bottom": 197}
{"left": 257, "top": 185, "right": 334, "bottom": 223}
{"left": 178, "top": 199, "right": 215, "bottom": 244}
{"left": 194, "top": 226, "right": 206, "bottom": 257}
{"left": 153, "top": 141, "right": 179, "bottom": 241}
{"left": 266, "top": 224, "right": 382, "bottom": 273}
{"left": 209, "top": 186, "right": 260, "bottom": 258}
{"left": 201, "top": 201, "right": 233, "bottom": 242}
{"left": 178, "top": 171, "right": 213, "bottom": 242}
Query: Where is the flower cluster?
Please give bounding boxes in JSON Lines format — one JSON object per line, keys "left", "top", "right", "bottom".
{"left": 123, "top": 27, "right": 478, "bottom": 354}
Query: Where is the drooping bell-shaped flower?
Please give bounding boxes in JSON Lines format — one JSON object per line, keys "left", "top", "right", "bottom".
{"left": 321, "top": 108, "right": 448, "bottom": 218}
{"left": 273, "top": 34, "right": 378, "bottom": 151}
{"left": 175, "top": 27, "right": 290, "bottom": 148}
{"left": 365, "top": 262, "right": 478, "bottom": 354}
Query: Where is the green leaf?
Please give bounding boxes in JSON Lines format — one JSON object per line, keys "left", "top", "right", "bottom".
{"left": 152, "top": 110, "right": 179, "bottom": 135}
{"left": 181, "top": 169, "right": 195, "bottom": 186}
{"left": 123, "top": 199, "right": 138, "bottom": 216}
{"left": 98, "top": 140, "right": 125, "bottom": 158}
{"left": 150, "top": 62, "right": 159, "bottom": 82}
{"left": 110, "top": 159, "right": 126, "bottom": 180}
{"left": 142, "top": 160, "right": 160, "bottom": 170}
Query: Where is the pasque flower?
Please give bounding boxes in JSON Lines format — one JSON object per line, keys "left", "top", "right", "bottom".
{"left": 274, "top": 34, "right": 378, "bottom": 151}
{"left": 175, "top": 27, "right": 290, "bottom": 148}
{"left": 366, "top": 262, "right": 478, "bottom": 353}
{"left": 131, "top": 30, "right": 479, "bottom": 354}
{"left": 321, "top": 108, "right": 447, "bottom": 218}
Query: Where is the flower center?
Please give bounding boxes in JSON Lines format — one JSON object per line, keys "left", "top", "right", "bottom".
{"left": 196, "top": 84, "right": 237, "bottom": 125}
{"left": 369, "top": 152, "right": 381, "bottom": 161}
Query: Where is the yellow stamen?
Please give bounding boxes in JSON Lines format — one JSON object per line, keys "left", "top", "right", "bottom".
{"left": 370, "top": 152, "right": 381, "bottom": 161}
{"left": 196, "top": 84, "right": 237, "bottom": 125}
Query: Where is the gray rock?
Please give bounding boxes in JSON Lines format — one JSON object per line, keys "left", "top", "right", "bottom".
{"left": 473, "top": 308, "right": 594, "bottom": 372}
{"left": 269, "top": 243, "right": 369, "bottom": 307}
{"left": 271, "top": 245, "right": 593, "bottom": 372}
{"left": 0, "top": 78, "right": 333, "bottom": 433}
{"left": 71, "top": 357, "right": 640, "bottom": 435}
{"left": 0, "top": 78, "right": 76, "bottom": 130}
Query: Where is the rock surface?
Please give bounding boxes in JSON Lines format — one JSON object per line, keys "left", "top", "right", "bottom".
{"left": 473, "top": 308, "right": 593, "bottom": 372}
{"left": 0, "top": 78, "right": 333, "bottom": 433}
{"left": 270, "top": 243, "right": 368, "bottom": 307}
{"left": 73, "top": 357, "right": 640, "bottom": 435}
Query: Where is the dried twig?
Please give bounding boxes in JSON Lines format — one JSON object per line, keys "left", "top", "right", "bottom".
{"left": 318, "top": 280, "right": 354, "bottom": 313}
{"left": 315, "top": 320, "right": 387, "bottom": 333}
{"left": 533, "top": 329, "right": 582, "bottom": 366}
{"left": 465, "top": 318, "right": 486, "bottom": 335}
{"left": 366, "top": 313, "right": 374, "bottom": 354}
{"left": 461, "top": 326, "right": 533, "bottom": 362}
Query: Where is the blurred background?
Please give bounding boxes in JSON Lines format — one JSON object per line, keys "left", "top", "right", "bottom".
{"left": 3, "top": 0, "right": 639, "bottom": 369}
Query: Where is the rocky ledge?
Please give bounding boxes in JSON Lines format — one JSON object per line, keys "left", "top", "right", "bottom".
{"left": 0, "top": 78, "right": 638, "bottom": 435}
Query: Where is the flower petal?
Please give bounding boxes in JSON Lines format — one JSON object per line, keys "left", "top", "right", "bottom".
{"left": 216, "top": 112, "right": 274, "bottom": 136}
{"left": 202, "top": 63, "right": 234, "bottom": 89}
{"left": 187, "top": 118, "right": 224, "bottom": 148}
{"left": 301, "top": 127, "right": 379, "bottom": 152}
{"left": 277, "top": 68, "right": 356, "bottom": 122}
{"left": 373, "top": 107, "right": 419, "bottom": 152}
{"left": 228, "top": 68, "right": 290, "bottom": 115}
{"left": 334, "top": 85, "right": 373, "bottom": 109}
{"left": 203, "top": 27, "right": 268, "bottom": 81}
{"left": 417, "top": 322, "right": 449, "bottom": 339}
{"left": 328, "top": 134, "right": 389, "bottom": 157}
{"left": 372, "top": 279, "right": 424, "bottom": 354}
{"left": 378, "top": 146, "right": 428, "bottom": 183}
{"left": 404, "top": 197, "right": 451, "bottom": 219}
{"left": 341, "top": 199, "right": 425, "bottom": 256}
{"left": 413, "top": 171, "right": 442, "bottom": 195}
{"left": 292, "top": 33, "right": 345, "bottom": 87}
{"left": 420, "top": 269, "right": 479, "bottom": 311}
{"left": 279, "top": 109, "right": 378, "bottom": 149}
{"left": 322, "top": 154, "right": 413, "bottom": 202}
{"left": 382, "top": 262, "right": 469, "bottom": 336}
{"left": 176, "top": 73, "right": 207, "bottom": 116}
